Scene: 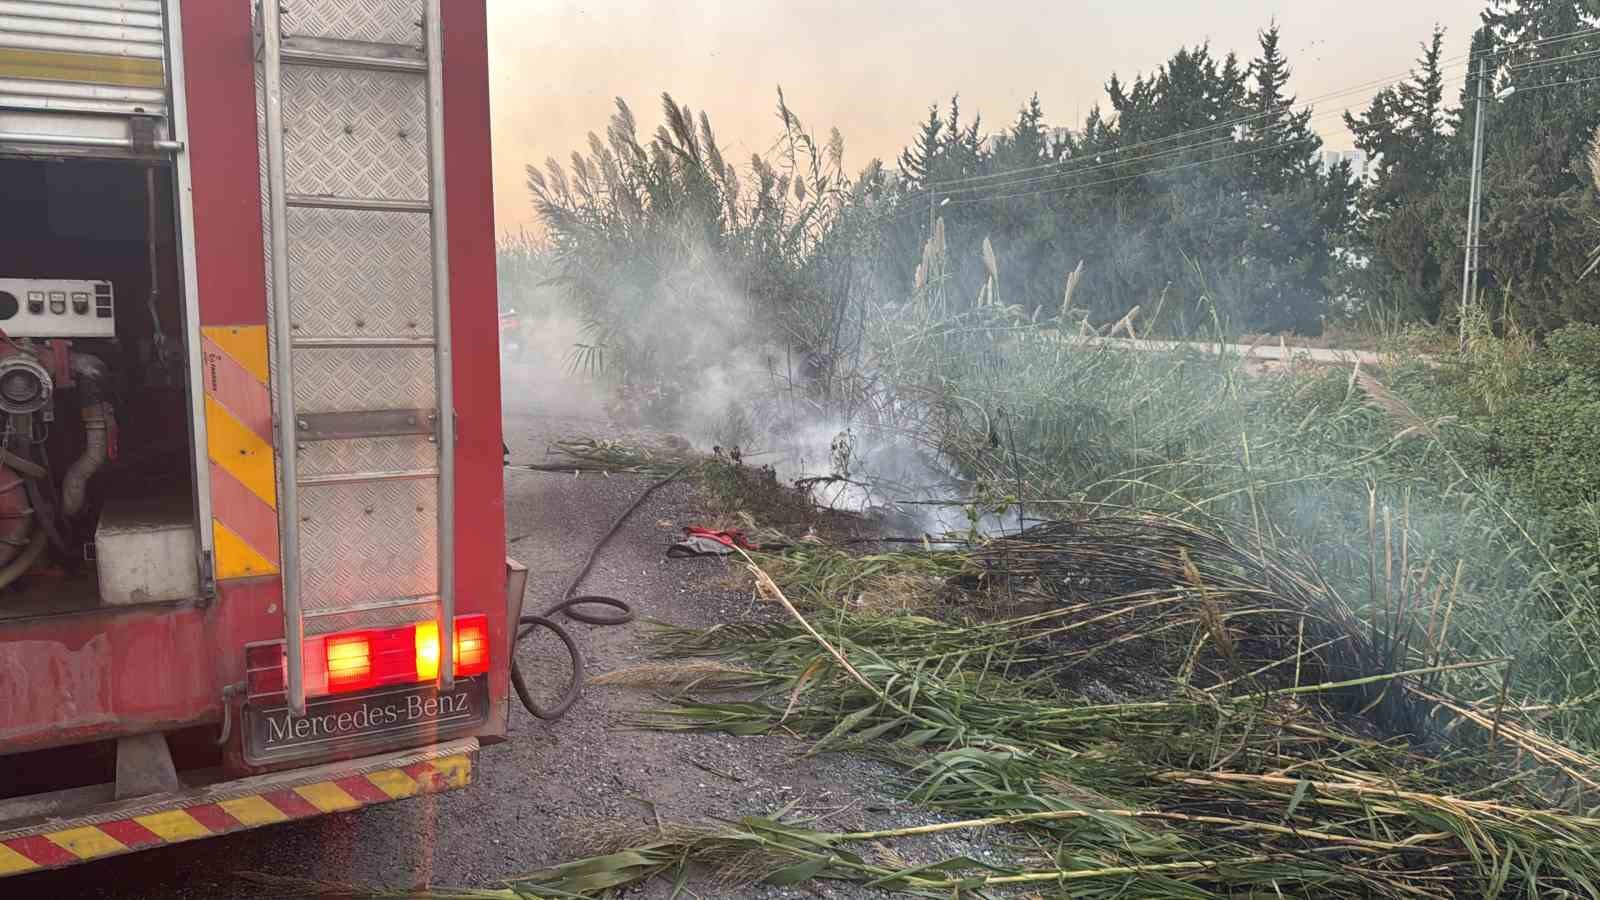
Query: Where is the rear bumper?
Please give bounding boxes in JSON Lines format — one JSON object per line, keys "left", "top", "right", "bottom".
{"left": 0, "top": 737, "right": 476, "bottom": 878}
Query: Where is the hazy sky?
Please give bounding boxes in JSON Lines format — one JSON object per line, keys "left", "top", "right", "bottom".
{"left": 486, "top": 1, "right": 1487, "bottom": 234}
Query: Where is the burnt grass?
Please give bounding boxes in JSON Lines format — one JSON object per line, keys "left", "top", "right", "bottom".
{"left": 901, "top": 519, "right": 1450, "bottom": 753}
{"left": 702, "top": 459, "right": 1484, "bottom": 785}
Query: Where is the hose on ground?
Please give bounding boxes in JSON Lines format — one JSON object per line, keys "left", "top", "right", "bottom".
{"left": 508, "top": 464, "right": 688, "bottom": 721}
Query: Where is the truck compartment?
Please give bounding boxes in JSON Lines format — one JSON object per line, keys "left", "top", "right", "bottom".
{"left": 0, "top": 4, "right": 509, "bottom": 863}
{"left": 0, "top": 155, "right": 199, "bottom": 624}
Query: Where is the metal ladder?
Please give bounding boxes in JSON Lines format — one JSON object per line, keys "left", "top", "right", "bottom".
{"left": 257, "top": 0, "right": 454, "bottom": 716}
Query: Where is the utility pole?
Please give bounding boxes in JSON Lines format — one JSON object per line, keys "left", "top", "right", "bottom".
{"left": 1459, "top": 54, "right": 1489, "bottom": 352}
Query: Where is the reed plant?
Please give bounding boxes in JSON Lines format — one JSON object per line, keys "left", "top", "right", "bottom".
{"left": 495, "top": 521, "right": 1600, "bottom": 897}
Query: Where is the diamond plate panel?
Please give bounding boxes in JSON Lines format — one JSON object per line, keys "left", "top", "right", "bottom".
{"left": 282, "top": 66, "right": 427, "bottom": 202}
{"left": 286, "top": 207, "right": 434, "bottom": 339}
{"left": 283, "top": 0, "right": 425, "bottom": 47}
{"left": 255, "top": 67, "right": 276, "bottom": 329}
{"left": 299, "top": 479, "right": 437, "bottom": 609}
{"left": 292, "top": 347, "right": 435, "bottom": 414}
{"left": 299, "top": 436, "right": 436, "bottom": 478}
{"left": 254, "top": 15, "right": 450, "bottom": 634}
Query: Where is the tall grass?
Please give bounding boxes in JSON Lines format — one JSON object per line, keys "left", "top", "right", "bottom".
{"left": 496, "top": 230, "right": 557, "bottom": 318}
{"left": 527, "top": 92, "right": 882, "bottom": 392}
{"left": 502, "top": 526, "right": 1600, "bottom": 898}
{"left": 494, "top": 97, "right": 1600, "bottom": 900}
{"left": 795, "top": 227, "right": 1600, "bottom": 747}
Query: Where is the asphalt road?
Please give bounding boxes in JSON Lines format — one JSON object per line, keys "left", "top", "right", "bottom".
{"left": 10, "top": 367, "right": 985, "bottom": 899}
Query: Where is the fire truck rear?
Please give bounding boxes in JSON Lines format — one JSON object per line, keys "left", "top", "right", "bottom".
{"left": 0, "top": 1, "right": 514, "bottom": 877}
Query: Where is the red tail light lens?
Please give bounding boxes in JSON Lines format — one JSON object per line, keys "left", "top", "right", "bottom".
{"left": 325, "top": 633, "right": 375, "bottom": 692}
{"left": 455, "top": 616, "right": 489, "bottom": 676}
{"left": 246, "top": 615, "right": 493, "bottom": 701}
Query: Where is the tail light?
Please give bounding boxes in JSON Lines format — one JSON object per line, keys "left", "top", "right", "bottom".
{"left": 245, "top": 614, "right": 491, "bottom": 701}
{"left": 455, "top": 616, "right": 490, "bottom": 676}
{"left": 325, "top": 632, "right": 374, "bottom": 691}
{"left": 415, "top": 621, "right": 442, "bottom": 680}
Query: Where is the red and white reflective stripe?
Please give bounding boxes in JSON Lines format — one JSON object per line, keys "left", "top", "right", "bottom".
{"left": 0, "top": 752, "right": 472, "bottom": 878}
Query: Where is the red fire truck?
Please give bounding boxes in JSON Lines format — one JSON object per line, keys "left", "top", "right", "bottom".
{"left": 0, "top": 1, "right": 516, "bottom": 877}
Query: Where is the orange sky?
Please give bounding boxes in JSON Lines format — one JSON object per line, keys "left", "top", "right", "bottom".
{"left": 485, "top": 0, "right": 1487, "bottom": 235}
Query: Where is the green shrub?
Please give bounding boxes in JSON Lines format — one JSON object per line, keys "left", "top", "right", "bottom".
{"left": 1471, "top": 325, "right": 1600, "bottom": 556}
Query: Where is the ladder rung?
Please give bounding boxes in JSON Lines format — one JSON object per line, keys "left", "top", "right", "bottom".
{"left": 296, "top": 408, "right": 435, "bottom": 442}
{"left": 307, "top": 596, "right": 435, "bottom": 616}
{"left": 275, "top": 35, "right": 427, "bottom": 74}
{"left": 281, "top": 47, "right": 427, "bottom": 73}
{"left": 291, "top": 337, "right": 437, "bottom": 349}
{"left": 287, "top": 194, "right": 430, "bottom": 213}
{"left": 299, "top": 469, "right": 439, "bottom": 487}
{"left": 305, "top": 595, "right": 437, "bottom": 621}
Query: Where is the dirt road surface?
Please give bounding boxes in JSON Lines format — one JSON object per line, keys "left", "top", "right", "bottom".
{"left": 12, "top": 372, "right": 992, "bottom": 899}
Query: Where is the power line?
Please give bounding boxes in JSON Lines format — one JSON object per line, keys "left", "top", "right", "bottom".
{"left": 934, "top": 98, "right": 1371, "bottom": 201}
{"left": 905, "top": 39, "right": 1598, "bottom": 207}
{"left": 1489, "top": 21, "right": 1600, "bottom": 58}
{"left": 918, "top": 25, "right": 1600, "bottom": 194}
{"left": 856, "top": 29, "right": 1600, "bottom": 226}
{"left": 938, "top": 67, "right": 1600, "bottom": 213}
{"left": 861, "top": 70, "right": 1600, "bottom": 229}
{"left": 927, "top": 67, "right": 1411, "bottom": 191}
{"left": 937, "top": 133, "right": 1239, "bottom": 198}
{"left": 943, "top": 136, "right": 1321, "bottom": 208}
{"left": 1512, "top": 72, "right": 1600, "bottom": 93}
{"left": 865, "top": 128, "right": 1324, "bottom": 228}
{"left": 926, "top": 43, "right": 1480, "bottom": 196}
{"left": 1508, "top": 46, "right": 1600, "bottom": 71}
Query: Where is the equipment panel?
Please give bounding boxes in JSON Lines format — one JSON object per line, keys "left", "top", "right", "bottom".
{"left": 0, "top": 278, "right": 116, "bottom": 338}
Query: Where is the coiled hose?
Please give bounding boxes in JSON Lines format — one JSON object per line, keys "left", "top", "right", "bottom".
{"left": 510, "top": 465, "right": 687, "bottom": 720}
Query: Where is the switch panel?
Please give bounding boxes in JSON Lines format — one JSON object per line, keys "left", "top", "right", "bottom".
{"left": 0, "top": 278, "right": 116, "bottom": 338}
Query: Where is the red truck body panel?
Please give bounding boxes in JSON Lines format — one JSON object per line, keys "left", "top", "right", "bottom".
{"left": 0, "top": 0, "right": 507, "bottom": 771}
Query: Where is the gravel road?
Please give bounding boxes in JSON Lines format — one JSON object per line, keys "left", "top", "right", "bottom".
{"left": 12, "top": 373, "right": 1001, "bottom": 899}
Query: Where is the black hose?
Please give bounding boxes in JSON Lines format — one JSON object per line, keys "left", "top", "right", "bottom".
{"left": 0, "top": 449, "right": 45, "bottom": 480}
{"left": 23, "top": 469, "right": 71, "bottom": 559}
{"left": 509, "top": 464, "right": 688, "bottom": 721}
{"left": 0, "top": 530, "right": 47, "bottom": 591}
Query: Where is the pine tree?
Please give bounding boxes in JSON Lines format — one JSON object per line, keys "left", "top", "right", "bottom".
{"left": 940, "top": 95, "right": 986, "bottom": 182}
{"left": 1344, "top": 27, "right": 1456, "bottom": 318}
{"left": 990, "top": 94, "right": 1048, "bottom": 171}
{"left": 1396, "top": 27, "right": 1451, "bottom": 188}
{"left": 1484, "top": 0, "right": 1598, "bottom": 48}
{"left": 1469, "top": 0, "right": 1600, "bottom": 326}
{"left": 1243, "top": 23, "right": 1321, "bottom": 194}
{"left": 1345, "top": 87, "right": 1405, "bottom": 194}
{"left": 897, "top": 104, "right": 945, "bottom": 187}
{"left": 1483, "top": 0, "right": 1600, "bottom": 170}
{"left": 1228, "top": 25, "right": 1344, "bottom": 332}
{"left": 1449, "top": 26, "right": 1494, "bottom": 165}
{"left": 1219, "top": 52, "right": 1249, "bottom": 119}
